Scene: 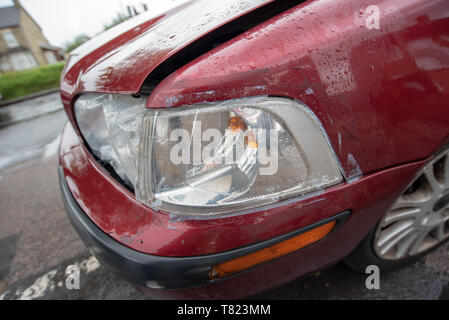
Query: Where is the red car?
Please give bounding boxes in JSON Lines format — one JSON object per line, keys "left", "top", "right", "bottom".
{"left": 59, "top": 0, "right": 449, "bottom": 299}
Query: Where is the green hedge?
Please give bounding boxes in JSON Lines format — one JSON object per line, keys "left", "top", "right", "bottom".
{"left": 0, "top": 62, "right": 64, "bottom": 101}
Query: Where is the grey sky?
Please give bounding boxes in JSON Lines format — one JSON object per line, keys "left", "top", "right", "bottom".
{"left": 2, "top": 0, "right": 184, "bottom": 47}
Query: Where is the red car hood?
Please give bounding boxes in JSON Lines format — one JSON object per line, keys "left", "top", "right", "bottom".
{"left": 60, "top": 0, "right": 272, "bottom": 101}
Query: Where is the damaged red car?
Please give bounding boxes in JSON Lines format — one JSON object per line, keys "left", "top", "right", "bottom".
{"left": 59, "top": 0, "right": 449, "bottom": 299}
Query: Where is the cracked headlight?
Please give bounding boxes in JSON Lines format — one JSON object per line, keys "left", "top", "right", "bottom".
{"left": 75, "top": 95, "right": 342, "bottom": 216}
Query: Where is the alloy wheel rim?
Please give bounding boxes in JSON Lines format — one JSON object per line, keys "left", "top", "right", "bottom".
{"left": 374, "top": 149, "right": 449, "bottom": 260}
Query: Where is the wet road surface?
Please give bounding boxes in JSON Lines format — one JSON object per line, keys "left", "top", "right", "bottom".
{"left": 0, "top": 93, "right": 65, "bottom": 174}
{"left": 0, "top": 93, "right": 448, "bottom": 300}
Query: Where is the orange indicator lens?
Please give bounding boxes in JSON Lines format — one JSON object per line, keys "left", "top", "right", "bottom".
{"left": 209, "top": 221, "right": 337, "bottom": 280}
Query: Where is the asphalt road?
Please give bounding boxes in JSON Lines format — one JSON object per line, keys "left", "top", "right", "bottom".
{"left": 0, "top": 93, "right": 448, "bottom": 300}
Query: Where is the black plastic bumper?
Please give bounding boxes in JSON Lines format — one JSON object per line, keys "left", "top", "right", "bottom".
{"left": 59, "top": 166, "right": 350, "bottom": 290}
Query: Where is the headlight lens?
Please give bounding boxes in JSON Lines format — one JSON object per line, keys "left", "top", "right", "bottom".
{"left": 75, "top": 94, "right": 145, "bottom": 187}
{"left": 75, "top": 95, "right": 342, "bottom": 216}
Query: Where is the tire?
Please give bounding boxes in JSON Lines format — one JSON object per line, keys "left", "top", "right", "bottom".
{"left": 344, "top": 147, "right": 449, "bottom": 273}
{"left": 344, "top": 226, "right": 448, "bottom": 273}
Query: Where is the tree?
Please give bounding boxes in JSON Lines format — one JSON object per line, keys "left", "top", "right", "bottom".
{"left": 62, "top": 12, "right": 131, "bottom": 54}
{"left": 63, "top": 34, "right": 90, "bottom": 53}
{"left": 103, "top": 13, "right": 131, "bottom": 31}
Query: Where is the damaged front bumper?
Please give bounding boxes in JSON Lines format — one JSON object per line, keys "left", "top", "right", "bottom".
{"left": 59, "top": 165, "right": 349, "bottom": 290}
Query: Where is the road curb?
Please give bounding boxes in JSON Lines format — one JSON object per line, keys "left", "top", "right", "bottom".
{"left": 0, "top": 88, "right": 60, "bottom": 107}
{"left": 0, "top": 108, "right": 63, "bottom": 129}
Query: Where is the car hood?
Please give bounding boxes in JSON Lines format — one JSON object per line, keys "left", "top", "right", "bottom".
{"left": 61, "top": 0, "right": 272, "bottom": 101}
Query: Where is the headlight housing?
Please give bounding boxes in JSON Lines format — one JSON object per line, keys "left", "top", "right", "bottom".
{"left": 75, "top": 95, "right": 342, "bottom": 216}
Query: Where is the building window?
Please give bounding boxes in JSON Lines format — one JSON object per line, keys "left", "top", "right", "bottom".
{"left": 3, "top": 31, "right": 19, "bottom": 49}
{"left": 10, "top": 52, "right": 38, "bottom": 71}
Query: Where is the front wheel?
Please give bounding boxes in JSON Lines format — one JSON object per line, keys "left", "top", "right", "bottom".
{"left": 345, "top": 147, "right": 449, "bottom": 272}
